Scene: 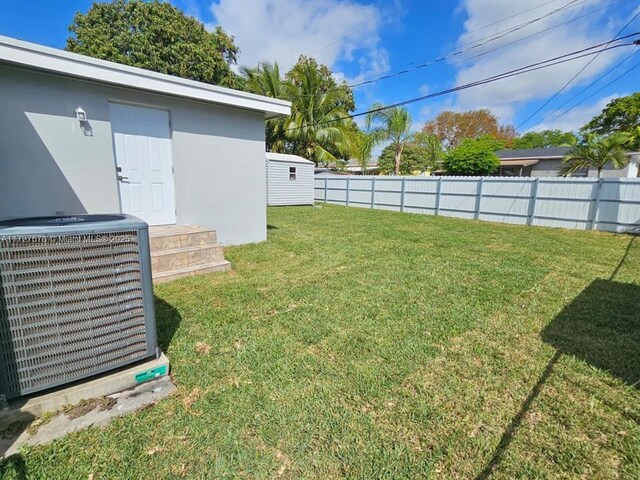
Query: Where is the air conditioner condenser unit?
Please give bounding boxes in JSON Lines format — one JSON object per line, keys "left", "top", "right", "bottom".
{"left": 0, "top": 214, "right": 158, "bottom": 400}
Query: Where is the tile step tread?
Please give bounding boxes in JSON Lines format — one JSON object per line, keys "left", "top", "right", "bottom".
{"left": 149, "top": 225, "right": 215, "bottom": 238}
{"left": 151, "top": 243, "right": 224, "bottom": 257}
{"left": 153, "top": 260, "right": 231, "bottom": 282}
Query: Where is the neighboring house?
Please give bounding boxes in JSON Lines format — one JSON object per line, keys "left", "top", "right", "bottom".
{"left": 496, "top": 147, "right": 640, "bottom": 178}
{"left": 0, "top": 35, "right": 290, "bottom": 245}
{"left": 266, "top": 152, "right": 314, "bottom": 206}
{"left": 314, "top": 159, "right": 380, "bottom": 176}
{"left": 343, "top": 159, "right": 380, "bottom": 174}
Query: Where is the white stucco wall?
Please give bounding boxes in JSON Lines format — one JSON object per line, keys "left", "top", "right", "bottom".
{"left": 0, "top": 65, "right": 267, "bottom": 245}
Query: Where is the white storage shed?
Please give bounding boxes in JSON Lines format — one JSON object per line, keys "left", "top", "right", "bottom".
{"left": 266, "top": 153, "right": 315, "bottom": 206}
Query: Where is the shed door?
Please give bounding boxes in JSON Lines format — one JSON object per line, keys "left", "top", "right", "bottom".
{"left": 109, "top": 103, "right": 176, "bottom": 225}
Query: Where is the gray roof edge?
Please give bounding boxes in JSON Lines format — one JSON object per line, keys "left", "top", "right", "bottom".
{"left": 0, "top": 35, "right": 291, "bottom": 117}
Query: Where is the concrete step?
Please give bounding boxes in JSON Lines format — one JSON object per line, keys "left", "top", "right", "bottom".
{"left": 151, "top": 244, "right": 226, "bottom": 274}
{"left": 153, "top": 260, "right": 232, "bottom": 284}
{"left": 149, "top": 225, "right": 217, "bottom": 251}
{"left": 148, "top": 224, "right": 230, "bottom": 283}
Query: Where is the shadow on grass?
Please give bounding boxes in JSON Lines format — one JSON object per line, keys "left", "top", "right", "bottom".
{"left": 476, "top": 237, "right": 639, "bottom": 478}
{"left": 154, "top": 296, "right": 182, "bottom": 353}
{"left": 0, "top": 452, "right": 27, "bottom": 479}
{"left": 541, "top": 279, "right": 640, "bottom": 387}
{"left": 267, "top": 224, "right": 279, "bottom": 230}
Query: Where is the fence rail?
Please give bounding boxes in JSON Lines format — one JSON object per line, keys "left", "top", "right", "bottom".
{"left": 314, "top": 175, "right": 640, "bottom": 233}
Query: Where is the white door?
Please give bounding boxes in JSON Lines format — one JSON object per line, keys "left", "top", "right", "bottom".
{"left": 109, "top": 103, "right": 176, "bottom": 225}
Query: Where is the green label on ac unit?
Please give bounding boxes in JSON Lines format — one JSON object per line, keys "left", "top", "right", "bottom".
{"left": 135, "top": 365, "right": 168, "bottom": 383}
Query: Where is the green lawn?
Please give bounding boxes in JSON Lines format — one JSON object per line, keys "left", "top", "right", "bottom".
{"left": 2, "top": 204, "right": 639, "bottom": 479}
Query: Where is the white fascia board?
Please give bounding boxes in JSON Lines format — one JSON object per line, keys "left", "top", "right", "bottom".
{"left": 0, "top": 35, "right": 291, "bottom": 118}
{"left": 497, "top": 155, "right": 565, "bottom": 160}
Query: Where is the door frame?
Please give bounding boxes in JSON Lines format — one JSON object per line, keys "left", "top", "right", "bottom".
{"left": 108, "top": 101, "right": 178, "bottom": 225}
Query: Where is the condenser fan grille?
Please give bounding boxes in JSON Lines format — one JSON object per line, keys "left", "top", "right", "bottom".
{"left": 0, "top": 230, "right": 150, "bottom": 397}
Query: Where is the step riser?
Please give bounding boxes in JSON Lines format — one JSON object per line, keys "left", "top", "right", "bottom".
{"left": 154, "top": 262, "right": 231, "bottom": 284}
{"left": 152, "top": 248, "right": 226, "bottom": 274}
{"left": 150, "top": 231, "right": 217, "bottom": 251}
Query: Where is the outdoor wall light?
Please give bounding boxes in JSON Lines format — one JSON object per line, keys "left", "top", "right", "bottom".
{"left": 75, "top": 106, "right": 88, "bottom": 122}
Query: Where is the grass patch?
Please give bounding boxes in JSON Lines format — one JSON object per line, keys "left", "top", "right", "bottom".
{"left": 1, "top": 205, "right": 639, "bottom": 479}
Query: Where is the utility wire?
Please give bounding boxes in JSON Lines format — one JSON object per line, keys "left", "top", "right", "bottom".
{"left": 347, "top": 0, "right": 586, "bottom": 90}
{"left": 530, "top": 48, "right": 640, "bottom": 130}
{"left": 372, "top": 0, "right": 624, "bottom": 95}
{"left": 517, "top": 8, "right": 640, "bottom": 130}
{"left": 283, "top": 36, "right": 638, "bottom": 132}
{"left": 285, "top": 0, "right": 572, "bottom": 76}
{"left": 292, "top": 0, "right": 613, "bottom": 98}
{"left": 534, "top": 51, "right": 640, "bottom": 128}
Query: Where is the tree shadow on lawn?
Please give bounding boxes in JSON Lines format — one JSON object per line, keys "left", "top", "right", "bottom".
{"left": 476, "top": 236, "right": 639, "bottom": 479}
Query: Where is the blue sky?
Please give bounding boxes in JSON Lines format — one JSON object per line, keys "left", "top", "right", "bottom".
{"left": 1, "top": 0, "right": 638, "bottom": 135}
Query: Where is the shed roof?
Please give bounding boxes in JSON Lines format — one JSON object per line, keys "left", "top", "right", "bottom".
{"left": 0, "top": 35, "right": 290, "bottom": 119}
{"left": 266, "top": 152, "right": 315, "bottom": 165}
{"left": 496, "top": 147, "right": 572, "bottom": 159}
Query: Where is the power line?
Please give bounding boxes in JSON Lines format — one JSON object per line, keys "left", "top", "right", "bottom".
{"left": 347, "top": 0, "right": 587, "bottom": 90}
{"left": 367, "top": 0, "right": 624, "bottom": 95}
{"left": 533, "top": 52, "right": 640, "bottom": 128}
{"left": 292, "top": 0, "right": 614, "bottom": 98}
{"left": 530, "top": 48, "right": 639, "bottom": 130}
{"left": 285, "top": 0, "right": 574, "bottom": 76}
{"left": 517, "top": 8, "right": 640, "bottom": 130}
{"left": 284, "top": 37, "right": 638, "bottom": 132}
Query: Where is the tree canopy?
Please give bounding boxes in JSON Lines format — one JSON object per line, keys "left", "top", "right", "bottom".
{"left": 442, "top": 135, "right": 503, "bottom": 176}
{"left": 241, "top": 58, "right": 354, "bottom": 164}
{"left": 582, "top": 93, "right": 640, "bottom": 137}
{"left": 513, "top": 129, "right": 578, "bottom": 149}
{"left": 561, "top": 133, "right": 630, "bottom": 178}
{"left": 67, "top": 0, "right": 242, "bottom": 88}
{"left": 366, "top": 104, "right": 415, "bottom": 175}
{"left": 285, "top": 56, "right": 356, "bottom": 113}
{"left": 422, "top": 109, "right": 516, "bottom": 149}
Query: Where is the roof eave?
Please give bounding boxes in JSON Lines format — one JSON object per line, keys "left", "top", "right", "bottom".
{"left": 0, "top": 35, "right": 291, "bottom": 118}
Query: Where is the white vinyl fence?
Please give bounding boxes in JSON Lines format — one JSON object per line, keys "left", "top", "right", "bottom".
{"left": 314, "top": 176, "right": 640, "bottom": 232}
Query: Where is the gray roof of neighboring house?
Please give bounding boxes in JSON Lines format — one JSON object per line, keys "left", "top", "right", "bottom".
{"left": 496, "top": 147, "right": 572, "bottom": 159}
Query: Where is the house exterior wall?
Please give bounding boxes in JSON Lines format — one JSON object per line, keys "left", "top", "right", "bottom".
{"left": 0, "top": 65, "right": 267, "bottom": 245}
{"left": 266, "top": 159, "right": 314, "bottom": 206}
{"left": 530, "top": 158, "right": 564, "bottom": 177}
{"left": 510, "top": 158, "right": 634, "bottom": 178}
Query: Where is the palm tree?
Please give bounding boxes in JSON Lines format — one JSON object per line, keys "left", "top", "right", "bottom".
{"left": 365, "top": 104, "right": 414, "bottom": 175}
{"left": 562, "top": 133, "right": 630, "bottom": 178}
{"left": 241, "top": 62, "right": 287, "bottom": 152}
{"left": 348, "top": 130, "right": 377, "bottom": 174}
{"left": 283, "top": 62, "right": 352, "bottom": 164}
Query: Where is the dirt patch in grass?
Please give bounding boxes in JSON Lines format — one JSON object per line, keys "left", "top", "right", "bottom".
{"left": 64, "top": 397, "right": 117, "bottom": 420}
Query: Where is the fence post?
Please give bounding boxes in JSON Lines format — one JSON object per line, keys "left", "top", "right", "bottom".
{"left": 590, "top": 178, "right": 604, "bottom": 230}
{"left": 435, "top": 177, "right": 442, "bottom": 216}
{"left": 400, "top": 177, "right": 406, "bottom": 212}
{"left": 371, "top": 176, "right": 376, "bottom": 209}
{"left": 345, "top": 177, "right": 350, "bottom": 207}
{"left": 527, "top": 177, "right": 539, "bottom": 226}
{"left": 324, "top": 176, "right": 328, "bottom": 203}
{"left": 474, "top": 177, "right": 484, "bottom": 220}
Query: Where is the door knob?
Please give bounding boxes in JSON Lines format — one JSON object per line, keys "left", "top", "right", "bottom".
{"left": 117, "top": 175, "right": 129, "bottom": 182}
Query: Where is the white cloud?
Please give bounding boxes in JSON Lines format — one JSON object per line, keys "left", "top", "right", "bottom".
{"left": 452, "top": 0, "right": 626, "bottom": 124}
{"left": 207, "top": 0, "right": 389, "bottom": 80}
{"left": 531, "top": 92, "right": 624, "bottom": 132}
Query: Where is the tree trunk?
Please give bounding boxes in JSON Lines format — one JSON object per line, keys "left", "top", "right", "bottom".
{"left": 394, "top": 144, "right": 404, "bottom": 176}
{"left": 597, "top": 166, "right": 602, "bottom": 178}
